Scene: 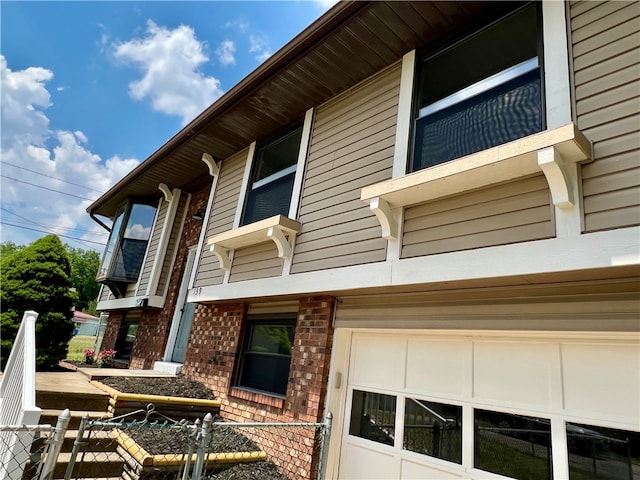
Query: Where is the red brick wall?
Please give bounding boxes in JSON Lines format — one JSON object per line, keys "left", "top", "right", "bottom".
{"left": 181, "top": 296, "right": 335, "bottom": 480}
{"left": 100, "top": 312, "right": 123, "bottom": 351}
{"left": 108, "top": 185, "right": 210, "bottom": 369}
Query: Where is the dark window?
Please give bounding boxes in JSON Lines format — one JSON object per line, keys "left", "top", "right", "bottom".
{"left": 97, "top": 200, "right": 157, "bottom": 285}
{"left": 404, "top": 398, "right": 462, "bottom": 464}
{"left": 349, "top": 390, "right": 396, "bottom": 446}
{"left": 242, "top": 126, "right": 303, "bottom": 225}
{"left": 412, "top": 4, "right": 542, "bottom": 172}
{"left": 475, "top": 409, "right": 553, "bottom": 480}
{"left": 114, "top": 319, "right": 138, "bottom": 360}
{"left": 236, "top": 317, "right": 295, "bottom": 396}
{"left": 567, "top": 423, "right": 640, "bottom": 480}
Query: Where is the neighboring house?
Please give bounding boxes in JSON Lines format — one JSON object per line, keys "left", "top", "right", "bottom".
{"left": 88, "top": 2, "right": 639, "bottom": 479}
{"left": 73, "top": 311, "right": 100, "bottom": 336}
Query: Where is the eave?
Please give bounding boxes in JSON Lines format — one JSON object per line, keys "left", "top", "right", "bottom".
{"left": 87, "top": 0, "right": 497, "bottom": 219}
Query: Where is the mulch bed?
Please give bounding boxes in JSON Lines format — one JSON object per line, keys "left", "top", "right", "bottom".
{"left": 204, "top": 461, "right": 289, "bottom": 480}
{"left": 86, "top": 374, "right": 289, "bottom": 479}
{"left": 99, "top": 374, "right": 216, "bottom": 400}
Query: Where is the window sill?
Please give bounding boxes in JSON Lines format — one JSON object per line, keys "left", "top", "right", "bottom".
{"left": 229, "top": 387, "right": 285, "bottom": 409}
{"left": 206, "top": 215, "right": 301, "bottom": 270}
{"left": 361, "top": 123, "right": 592, "bottom": 239}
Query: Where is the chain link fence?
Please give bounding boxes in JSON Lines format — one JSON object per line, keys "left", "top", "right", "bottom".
{"left": 1, "top": 406, "right": 331, "bottom": 480}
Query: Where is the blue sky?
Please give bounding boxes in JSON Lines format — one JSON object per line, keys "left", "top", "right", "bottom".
{"left": 1, "top": 1, "right": 331, "bottom": 250}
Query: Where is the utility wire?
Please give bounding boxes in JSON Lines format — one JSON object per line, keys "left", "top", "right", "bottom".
{"left": 0, "top": 161, "right": 106, "bottom": 194}
{"left": 0, "top": 221, "right": 106, "bottom": 246}
{"left": 0, "top": 207, "right": 108, "bottom": 237}
{"left": 0, "top": 174, "right": 97, "bottom": 202}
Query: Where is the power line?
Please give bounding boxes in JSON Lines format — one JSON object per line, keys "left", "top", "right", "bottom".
{"left": 0, "top": 161, "right": 106, "bottom": 194}
{"left": 0, "top": 207, "right": 108, "bottom": 237}
{"left": 0, "top": 174, "right": 98, "bottom": 202}
{"left": 1, "top": 221, "right": 106, "bottom": 246}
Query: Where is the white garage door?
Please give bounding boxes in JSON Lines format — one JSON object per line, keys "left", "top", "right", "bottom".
{"left": 338, "top": 332, "right": 640, "bottom": 480}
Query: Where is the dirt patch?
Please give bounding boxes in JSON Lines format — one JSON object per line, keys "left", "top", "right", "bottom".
{"left": 99, "top": 374, "right": 216, "bottom": 400}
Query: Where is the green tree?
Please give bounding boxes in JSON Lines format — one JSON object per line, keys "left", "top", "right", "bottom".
{"left": 0, "top": 241, "right": 25, "bottom": 260}
{"left": 1, "top": 235, "right": 76, "bottom": 370}
{"left": 65, "top": 245, "right": 100, "bottom": 312}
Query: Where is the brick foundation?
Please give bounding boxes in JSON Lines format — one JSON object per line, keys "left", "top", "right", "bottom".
{"left": 181, "top": 296, "right": 335, "bottom": 479}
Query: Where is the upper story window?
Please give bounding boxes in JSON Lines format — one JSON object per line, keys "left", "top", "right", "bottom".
{"left": 97, "top": 200, "right": 157, "bottom": 289}
{"left": 241, "top": 125, "right": 303, "bottom": 225}
{"left": 411, "top": 3, "right": 542, "bottom": 173}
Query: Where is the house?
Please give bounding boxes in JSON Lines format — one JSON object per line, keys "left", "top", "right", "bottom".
{"left": 87, "top": 1, "right": 640, "bottom": 479}
{"left": 72, "top": 310, "right": 100, "bottom": 336}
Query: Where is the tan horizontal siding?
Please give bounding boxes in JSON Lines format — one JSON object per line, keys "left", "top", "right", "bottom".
{"left": 99, "top": 285, "right": 112, "bottom": 302}
{"left": 228, "top": 242, "right": 283, "bottom": 283}
{"left": 401, "top": 176, "right": 554, "bottom": 258}
{"left": 136, "top": 200, "right": 166, "bottom": 293}
{"left": 571, "top": 0, "right": 640, "bottom": 232}
{"left": 291, "top": 65, "right": 400, "bottom": 274}
{"left": 156, "top": 193, "right": 189, "bottom": 296}
{"left": 193, "top": 148, "right": 248, "bottom": 288}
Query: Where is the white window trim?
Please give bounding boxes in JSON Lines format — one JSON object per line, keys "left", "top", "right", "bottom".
{"left": 215, "top": 109, "right": 313, "bottom": 275}
{"left": 146, "top": 187, "right": 182, "bottom": 297}
{"left": 189, "top": 153, "right": 221, "bottom": 289}
{"left": 388, "top": 1, "right": 580, "bottom": 243}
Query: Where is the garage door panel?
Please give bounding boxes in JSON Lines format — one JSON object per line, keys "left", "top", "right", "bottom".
{"left": 473, "top": 341, "right": 556, "bottom": 408}
{"left": 406, "top": 339, "right": 471, "bottom": 397}
{"left": 561, "top": 343, "right": 640, "bottom": 423}
{"left": 350, "top": 334, "right": 406, "bottom": 389}
{"left": 400, "top": 458, "right": 463, "bottom": 479}
{"left": 339, "top": 442, "right": 399, "bottom": 479}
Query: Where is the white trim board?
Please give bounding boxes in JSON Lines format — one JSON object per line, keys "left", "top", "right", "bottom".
{"left": 187, "top": 226, "right": 640, "bottom": 303}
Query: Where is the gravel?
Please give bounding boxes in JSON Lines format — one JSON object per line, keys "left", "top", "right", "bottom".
{"left": 204, "top": 461, "right": 289, "bottom": 480}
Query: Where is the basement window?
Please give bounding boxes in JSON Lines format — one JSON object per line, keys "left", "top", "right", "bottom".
{"left": 97, "top": 199, "right": 157, "bottom": 296}
{"left": 236, "top": 316, "right": 296, "bottom": 396}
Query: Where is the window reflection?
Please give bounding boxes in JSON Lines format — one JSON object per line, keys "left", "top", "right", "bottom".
{"left": 475, "top": 409, "right": 552, "bottom": 480}
{"left": 567, "top": 423, "right": 640, "bottom": 480}
{"left": 349, "top": 390, "right": 396, "bottom": 446}
{"left": 403, "top": 398, "right": 462, "bottom": 464}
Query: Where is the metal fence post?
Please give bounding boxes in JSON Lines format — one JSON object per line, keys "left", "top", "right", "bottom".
{"left": 63, "top": 413, "right": 89, "bottom": 480}
{"left": 191, "top": 413, "right": 213, "bottom": 480}
{"left": 38, "top": 409, "right": 70, "bottom": 480}
{"left": 317, "top": 411, "right": 333, "bottom": 480}
{"left": 181, "top": 419, "right": 200, "bottom": 480}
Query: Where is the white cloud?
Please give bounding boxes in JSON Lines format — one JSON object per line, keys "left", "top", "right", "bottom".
{"left": 215, "top": 40, "right": 236, "bottom": 67}
{"left": 114, "top": 20, "right": 223, "bottom": 125}
{"left": 249, "top": 34, "right": 272, "bottom": 63}
{"left": 314, "top": 0, "right": 339, "bottom": 9}
{"left": 0, "top": 55, "right": 139, "bottom": 249}
{"left": 224, "top": 19, "right": 249, "bottom": 33}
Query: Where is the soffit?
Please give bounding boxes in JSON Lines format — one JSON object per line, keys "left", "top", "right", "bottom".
{"left": 88, "top": 1, "right": 496, "bottom": 219}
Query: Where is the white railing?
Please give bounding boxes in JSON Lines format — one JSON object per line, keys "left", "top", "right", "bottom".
{"left": 0, "top": 310, "right": 42, "bottom": 480}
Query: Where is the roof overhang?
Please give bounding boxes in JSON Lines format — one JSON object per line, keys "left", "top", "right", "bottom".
{"left": 88, "top": 1, "right": 497, "bottom": 219}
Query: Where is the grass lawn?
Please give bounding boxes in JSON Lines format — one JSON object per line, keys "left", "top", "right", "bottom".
{"left": 66, "top": 335, "right": 97, "bottom": 361}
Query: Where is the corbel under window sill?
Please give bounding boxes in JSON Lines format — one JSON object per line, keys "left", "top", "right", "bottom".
{"left": 207, "top": 215, "right": 301, "bottom": 270}
{"left": 361, "top": 123, "right": 592, "bottom": 239}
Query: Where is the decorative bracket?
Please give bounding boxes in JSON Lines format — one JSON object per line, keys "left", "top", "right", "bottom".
{"left": 370, "top": 197, "right": 398, "bottom": 240}
{"left": 158, "top": 183, "right": 173, "bottom": 202}
{"left": 538, "top": 146, "right": 574, "bottom": 209}
{"left": 267, "top": 226, "right": 294, "bottom": 259}
{"left": 202, "top": 153, "right": 220, "bottom": 177}
{"left": 210, "top": 244, "right": 230, "bottom": 270}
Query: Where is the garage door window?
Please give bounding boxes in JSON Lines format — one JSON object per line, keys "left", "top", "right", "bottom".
{"left": 349, "top": 390, "right": 396, "bottom": 446}
{"left": 475, "top": 409, "right": 553, "bottom": 480}
{"left": 404, "top": 398, "right": 462, "bottom": 464}
{"left": 567, "top": 423, "right": 640, "bottom": 480}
